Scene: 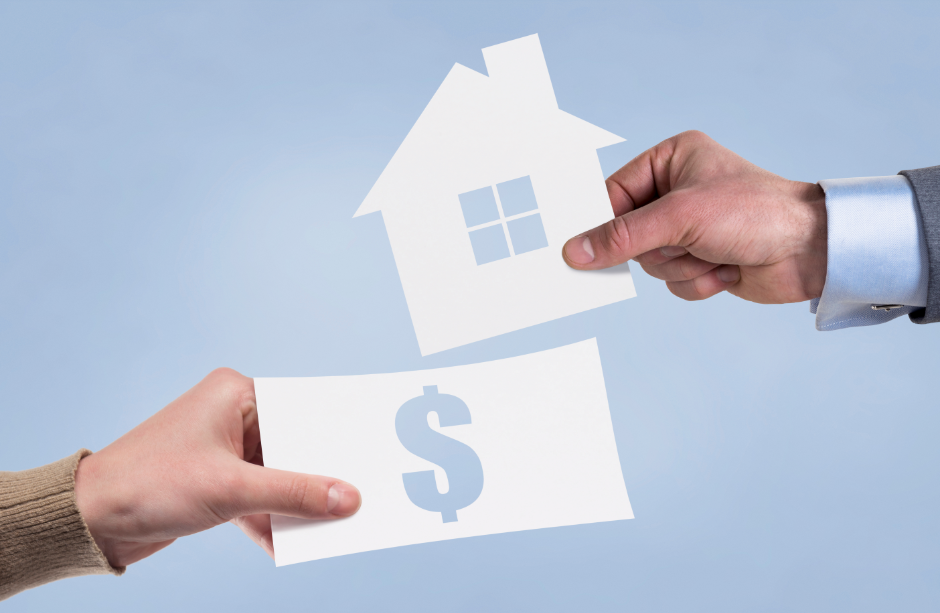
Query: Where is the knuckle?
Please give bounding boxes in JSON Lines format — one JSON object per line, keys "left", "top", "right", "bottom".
{"left": 209, "top": 366, "right": 239, "bottom": 381}
{"left": 675, "top": 257, "right": 697, "bottom": 281}
{"left": 599, "top": 216, "right": 632, "bottom": 257}
{"left": 639, "top": 262, "right": 661, "bottom": 279}
{"left": 684, "top": 279, "right": 704, "bottom": 300}
{"left": 604, "top": 177, "right": 617, "bottom": 196}
{"left": 666, "top": 282, "right": 691, "bottom": 301}
{"left": 286, "top": 475, "right": 310, "bottom": 512}
{"left": 679, "top": 129, "right": 710, "bottom": 144}
{"left": 667, "top": 279, "right": 707, "bottom": 302}
{"left": 285, "top": 475, "right": 327, "bottom": 515}
{"left": 210, "top": 368, "right": 255, "bottom": 410}
{"left": 689, "top": 276, "right": 714, "bottom": 301}
{"left": 632, "top": 250, "right": 658, "bottom": 267}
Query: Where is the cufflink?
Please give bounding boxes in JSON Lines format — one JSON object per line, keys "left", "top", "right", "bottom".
{"left": 871, "top": 304, "right": 905, "bottom": 311}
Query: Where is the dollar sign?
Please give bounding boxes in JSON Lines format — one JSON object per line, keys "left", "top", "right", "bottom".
{"left": 395, "top": 385, "right": 484, "bottom": 523}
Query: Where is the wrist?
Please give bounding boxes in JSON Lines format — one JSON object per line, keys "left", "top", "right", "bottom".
{"left": 792, "top": 180, "right": 828, "bottom": 299}
{"left": 74, "top": 452, "right": 118, "bottom": 566}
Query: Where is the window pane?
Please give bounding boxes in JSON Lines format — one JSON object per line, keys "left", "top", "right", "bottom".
{"left": 458, "top": 186, "right": 500, "bottom": 227}
{"left": 468, "top": 225, "right": 511, "bottom": 265}
{"left": 507, "top": 213, "right": 548, "bottom": 255}
{"left": 496, "top": 175, "right": 538, "bottom": 217}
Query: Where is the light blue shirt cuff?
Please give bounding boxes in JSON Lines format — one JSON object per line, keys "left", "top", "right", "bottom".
{"left": 811, "top": 175, "right": 928, "bottom": 330}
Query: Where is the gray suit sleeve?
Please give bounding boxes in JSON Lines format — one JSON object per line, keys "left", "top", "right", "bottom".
{"left": 900, "top": 165, "right": 940, "bottom": 324}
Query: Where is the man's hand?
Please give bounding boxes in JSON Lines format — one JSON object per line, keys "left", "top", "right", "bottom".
{"left": 74, "top": 368, "right": 361, "bottom": 567}
{"left": 563, "top": 131, "right": 828, "bottom": 303}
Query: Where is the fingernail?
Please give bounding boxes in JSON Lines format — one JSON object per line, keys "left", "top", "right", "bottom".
{"left": 717, "top": 265, "right": 740, "bottom": 283}
{"left": 660, "top": 246, "right": 687, "bottom": 257}
{"left": 327, "top": 483, "right": 361, "bottom": 516}
{"left": 564, "top": 235, "right": 595, "bottom": 265}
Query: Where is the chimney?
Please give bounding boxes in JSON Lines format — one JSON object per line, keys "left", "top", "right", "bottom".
{"left": 482, "top": 34, "right": 558, "bottom": 111}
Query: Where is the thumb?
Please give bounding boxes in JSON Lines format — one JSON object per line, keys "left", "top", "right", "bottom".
{"left": 562, "top": 194, "right": 689, "bottom": 270}
{"left": 222, "top": 463, "right": 362, "bottom": 520}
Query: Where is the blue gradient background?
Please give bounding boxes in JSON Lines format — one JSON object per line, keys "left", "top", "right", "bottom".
{"left": 2, "top": 1, "right": 939, "bottom": 611}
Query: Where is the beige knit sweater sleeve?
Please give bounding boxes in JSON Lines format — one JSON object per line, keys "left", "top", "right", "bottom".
{"left": 0, "top": 450, "right": 123, "bottom": 601}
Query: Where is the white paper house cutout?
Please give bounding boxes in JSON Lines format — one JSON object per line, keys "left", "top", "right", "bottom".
{"left": 355, "top": 34, "right": 636, "bottom": 355}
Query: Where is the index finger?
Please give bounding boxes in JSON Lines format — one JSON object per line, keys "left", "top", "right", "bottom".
{"left": 605, "top": 135, "right": 681, "bottom": 216}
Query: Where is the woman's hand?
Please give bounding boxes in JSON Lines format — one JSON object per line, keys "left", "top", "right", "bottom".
{"left": 74, "top": 368, "right": 361, "bottom": 567}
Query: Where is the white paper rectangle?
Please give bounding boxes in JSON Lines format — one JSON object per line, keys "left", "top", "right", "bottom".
{"left": 256, "top": 339, "right": 632, "bottom": 567}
